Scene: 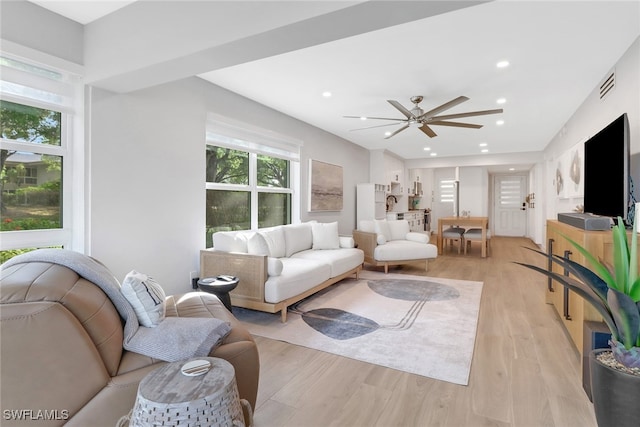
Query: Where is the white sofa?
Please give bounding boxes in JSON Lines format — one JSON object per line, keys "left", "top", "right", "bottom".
{"left": 352, "top": 219, "right": 437, "bottom": 273}
{"left": 200, "top": 221, "right": 364, "bottom": 322}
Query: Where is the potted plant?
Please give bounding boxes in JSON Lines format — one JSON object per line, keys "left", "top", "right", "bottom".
{"left": 516, "top": 217, "right": 640, "bottom": 427}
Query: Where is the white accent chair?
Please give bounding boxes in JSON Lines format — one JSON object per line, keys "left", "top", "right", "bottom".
{"left": 464, "top": 227, "right": 491, "bottom": 255}
{"left": 353, "top": 219, "right": 438, "bottom": 273}
{"left": 442, "top": 226, "right": 466, "bottom": 254}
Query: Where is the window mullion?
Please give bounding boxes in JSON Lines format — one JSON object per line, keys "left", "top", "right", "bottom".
{"left": 249, "top": 152, "right": 258, "bottom": 229}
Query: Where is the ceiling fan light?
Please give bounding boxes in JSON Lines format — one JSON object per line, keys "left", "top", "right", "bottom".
{"left": 408, "top": 120, "right": 423, "bottom": 128}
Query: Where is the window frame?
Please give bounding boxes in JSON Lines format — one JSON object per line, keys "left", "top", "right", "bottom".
{"left": 205, "top": 115, "right": 302, "bottom": 231}
{"left": 0, "top": 42, "right": 84, "bottom": 253}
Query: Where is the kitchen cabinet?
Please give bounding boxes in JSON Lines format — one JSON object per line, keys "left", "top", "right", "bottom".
{"left": 387, "top": 210, "right": 425, "bottom": 232}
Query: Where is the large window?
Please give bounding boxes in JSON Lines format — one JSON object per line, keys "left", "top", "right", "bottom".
{"left": 0, "top": 49, "right": 83, "bottom": 259}
{"left": 205, "top": 116, "right": 301, "bottom": 247}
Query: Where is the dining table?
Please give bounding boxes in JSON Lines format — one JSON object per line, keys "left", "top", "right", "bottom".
{"left": 437, "top": 216, "right": 489, "bottom": 258}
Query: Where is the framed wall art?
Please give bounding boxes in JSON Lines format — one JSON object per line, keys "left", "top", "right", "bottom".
{"left": 308, "top": 159, "right": 343, "bottom": 211}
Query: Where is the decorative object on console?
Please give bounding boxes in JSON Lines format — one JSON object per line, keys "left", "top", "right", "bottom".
{"left": 309, "top": 159, "right": 343, "bottom": 211}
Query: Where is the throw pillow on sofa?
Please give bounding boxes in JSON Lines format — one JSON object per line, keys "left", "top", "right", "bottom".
{"left": 247, "top": 232, "right": 270, "bottom": 256}
{"left": 311, "top": 222, "right": 340, "bottom": 250}
{"left": 259, "top": 227, "right": 286, "bottom": 258}
{"left": 283, "top": 223, "right": 313, "bottom": 257}
{"left": 121, "top": 270, "right": 166, "bottom": 328}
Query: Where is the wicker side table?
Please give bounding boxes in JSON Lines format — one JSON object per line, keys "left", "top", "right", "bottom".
{"left": 128, "top": 357, "right": 251, "bottom": 427}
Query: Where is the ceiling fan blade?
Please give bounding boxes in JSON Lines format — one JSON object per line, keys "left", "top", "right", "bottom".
{"left": 419, "top": 96, "right": 469, "bottom": 119}
{"left": 419, "top": 124, "right": 437, "bottom": 138}
{"left": 430, "top": 108, "right": 503, "bottom": 121}
{"left": 384, "top": 124, "right": 410, "bottom": 139}
{"left": 387, "top": 100, "right": 414, "bottom": 119}
{"left": 343, "top": 115, "right": 406, "bottom": 121}
{"left": 349, "top": 122, "right": 408, "bottom": 131}
{"left": 429, "top": 121, "right": 483, "bottom": 129}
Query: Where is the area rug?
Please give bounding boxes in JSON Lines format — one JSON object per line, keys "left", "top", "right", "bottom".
{"left": 234, "top": 270, "right": 483, "bottom": 385}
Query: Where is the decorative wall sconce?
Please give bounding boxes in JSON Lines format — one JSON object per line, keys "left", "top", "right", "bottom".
{"left": 525, "top": 193, "right": 536, "bottom": 208}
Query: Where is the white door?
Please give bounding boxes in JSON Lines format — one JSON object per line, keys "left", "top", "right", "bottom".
{"left": 493, "top": 175, "right": 527, "bottom": 236}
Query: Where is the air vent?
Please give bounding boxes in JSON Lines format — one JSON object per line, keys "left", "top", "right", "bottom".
{"left": 599, "top": 70, "right": 615, "bottom": 100}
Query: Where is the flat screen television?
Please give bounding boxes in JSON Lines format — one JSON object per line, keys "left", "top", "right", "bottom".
{"left": 583, "top": 113, "right": 630, "bottom": 224}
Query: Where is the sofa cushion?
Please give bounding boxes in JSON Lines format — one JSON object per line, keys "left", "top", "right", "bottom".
{"left": 374, "top": 240, "right": 437, "bottom": 261}
{"left": 292, "top": 248, "right": 364, "bottom": 277}
{"left": 283, "top": 223, "right": 313, "bottom": 257}
{"left": 312, "top": 222, "right": 340, "bottom": 250}
{"left": 247, "top": 232, "right": 270, "bottom": 256}
{"left": 374, "top": 220, "right": 391, "bottom": 241}
{"left": 264, "top": 258, "right": 332, "bottom": 303}
{"left": 212, "top": 231, "right": 248, "bottom": 253}
{"left": 259, "top": 227, "right": 286, "bottom": 258}
{"left": 121, "top": 271, "right": 166, "bottom": 328}
{"left": 387, "top": 220, "right": 410, "bottom": 241}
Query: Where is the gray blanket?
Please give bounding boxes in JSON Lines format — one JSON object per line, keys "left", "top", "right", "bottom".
{"left": 2, "top": 249, "right": 231, "bottom": 362}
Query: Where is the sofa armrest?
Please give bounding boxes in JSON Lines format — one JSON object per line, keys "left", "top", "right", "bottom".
{"left": 352, "top": 230, "right": 377, "bottom": 259}
{"left": 339, "top": 235, "right": 355, "bottom": 248}
{"left": 406, "top": 232, "right": 429, "bottom": 244}
{"left": 200, "top": 250, "right": 267, "bottom": 303}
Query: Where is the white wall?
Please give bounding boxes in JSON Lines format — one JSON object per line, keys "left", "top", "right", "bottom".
{"left": 459, "top": 167, "right": 488, "bottom": 218}
{"left": 89, "top": 77, "right": 369, "bottom": 295}
{"left": 539, "top": 37, "right": 640, "bottom": 240}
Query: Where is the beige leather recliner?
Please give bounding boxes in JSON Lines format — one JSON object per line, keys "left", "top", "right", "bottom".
{"left": 0, "top": 258, "right": 260, "bottom": 427}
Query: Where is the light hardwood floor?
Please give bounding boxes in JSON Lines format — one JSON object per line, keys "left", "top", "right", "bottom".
{"left": 249, "top": 236, "right": 598, "bottom": 427}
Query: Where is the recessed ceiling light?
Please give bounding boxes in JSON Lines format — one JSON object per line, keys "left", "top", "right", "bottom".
{"left": 479, "top": 143, "right": 487, "bottom": 147}
{"left": 497, "top": 98, "right": 506, "bottom": 104}
{"left": 497, "top": 60, "right": 510, "bottom": 68}
{"left": 360, "top": 116, "right": 367, "bottom": 121}
{"left": 423, "top": 147, "right": 431, "bottom": 151}
{"left": 322, "top": 91, "right": 332, "bottom": 97}
{"left": 496, "top": 120, "right": 505, "bottom": 125}
{"left": 509, "top": 168, "right": 515, "bottom": 171}
{"left": 384, "top": 131, "right": 391, "bottom": 136}
{"left": 481, "top": 149, "right": 489, "bottom": 153}
{"left": 430, "top": 152, "right": 437, "bottom": 157}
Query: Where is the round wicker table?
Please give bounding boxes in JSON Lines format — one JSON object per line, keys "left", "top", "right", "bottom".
{"left": 129, "top": 357, "right": 250, "bottom": 427}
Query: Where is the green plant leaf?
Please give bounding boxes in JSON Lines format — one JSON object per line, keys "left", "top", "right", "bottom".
{"left": 630, "top": 277, "right": 640, "bottom": 302}
{"left": 562, "top": 234, "right": 617, "bottom": 290}
{"left": 611, "top": 220, "right": 630, "bottom": 293}
{"left": 550, "top": 252, "right": 609, "bottom": 305}
{"left": 629, "top": 216, "right": 639, "bottom": 297}
{"left": 607, "top": 288, "right": 640, "bottom": 349}
{"left": 514, "top": 261, "right": 619, "bottom": 340}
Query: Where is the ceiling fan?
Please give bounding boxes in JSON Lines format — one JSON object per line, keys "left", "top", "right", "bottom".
{"left": 344, "top": 95, "right": 503, "bottom": 139}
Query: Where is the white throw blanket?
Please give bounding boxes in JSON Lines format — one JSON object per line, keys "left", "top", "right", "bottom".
{"left": 2, "top": 249, "right": 231, "bottom": 362}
